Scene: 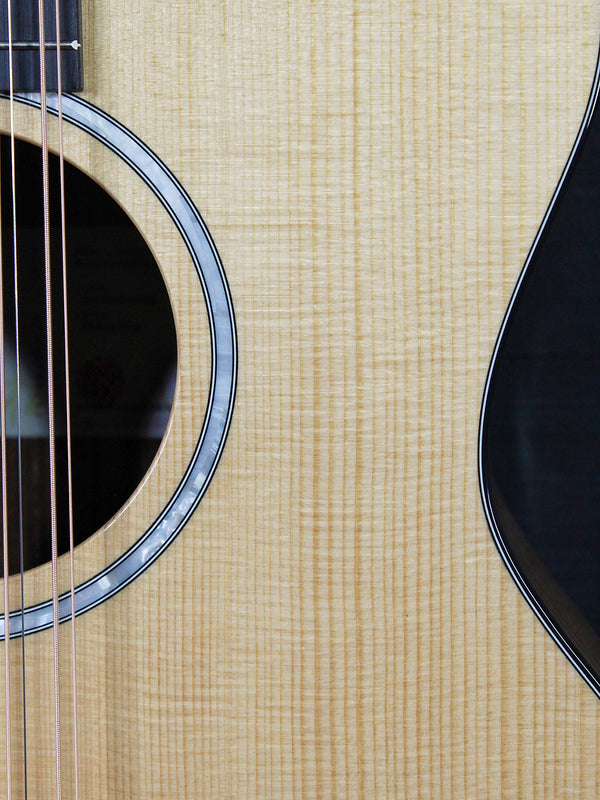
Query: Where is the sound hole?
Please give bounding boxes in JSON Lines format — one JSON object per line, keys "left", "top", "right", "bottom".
{"left": 0, "top": 135, "right": 177, "bottom": 575}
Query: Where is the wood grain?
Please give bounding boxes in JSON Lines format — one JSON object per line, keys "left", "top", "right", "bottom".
{"left": 0, "top": 0, "right": 598, "bottom": 797}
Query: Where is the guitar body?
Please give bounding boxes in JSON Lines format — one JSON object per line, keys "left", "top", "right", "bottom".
{"left": 0, "top": 0, "right": 599, "bottom": 797}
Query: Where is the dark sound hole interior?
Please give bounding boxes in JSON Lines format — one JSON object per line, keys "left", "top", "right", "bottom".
{"left": 0, "top": 135, "right": 177, "bottom": 575}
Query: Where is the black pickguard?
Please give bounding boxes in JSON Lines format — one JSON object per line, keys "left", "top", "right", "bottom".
{"left": 480, "top": 51, "right": 600, "bottom": 694}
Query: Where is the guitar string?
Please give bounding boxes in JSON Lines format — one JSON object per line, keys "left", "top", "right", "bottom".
{"left": 37, "top": 0, "right": 63, "bottom": 795}
{"left": 53, "top": 0, "right": 79, "bottom": 796}
{"left": 7, "top": 0, "right": 28, "bottom": 793}
{"left": 0, "top": 138, "right": 12, "bottom": 800}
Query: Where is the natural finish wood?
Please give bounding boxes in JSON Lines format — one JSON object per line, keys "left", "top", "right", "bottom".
{"left": 0, "top": 0, "right": 598, "bottom": 797}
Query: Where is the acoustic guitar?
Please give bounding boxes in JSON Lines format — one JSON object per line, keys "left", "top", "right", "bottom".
{"left": 0, "top": 0, "right": 599, "bottom": 798}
